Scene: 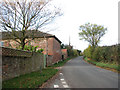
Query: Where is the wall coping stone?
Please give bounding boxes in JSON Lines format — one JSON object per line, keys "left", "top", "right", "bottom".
{"left": 0, "top": 47, "right": 32, "bottom": 57}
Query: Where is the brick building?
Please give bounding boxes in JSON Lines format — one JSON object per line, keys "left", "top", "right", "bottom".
{"left": 61, "top": 49, "right": 68, "bottom": 60}
{"left": 0, "top": 30, "right": 62, "bottom": 66}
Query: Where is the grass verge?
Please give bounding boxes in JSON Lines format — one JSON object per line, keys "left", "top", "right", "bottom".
{"left": 2, "top": 68, "right": 58, "bottom": 88}
{"left": 84, "top": 57, "right": 120, "bottom": 72}
{"left": 2, "top": 56, "right": 76, "bottom": 88}
{"left": 49, "top": 56, "right": 76, "bottom": 67}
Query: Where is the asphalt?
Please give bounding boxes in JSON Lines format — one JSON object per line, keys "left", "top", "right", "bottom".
{"left": 62, "top": 56, "right": 118, "bottom": 88}
{"left": 45, "top": 56, "right": 119, "bottom": 88}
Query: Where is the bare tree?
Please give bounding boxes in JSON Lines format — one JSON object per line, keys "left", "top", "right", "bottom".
{"left": 0, "top": 0, "right": 61, "bottom": 50}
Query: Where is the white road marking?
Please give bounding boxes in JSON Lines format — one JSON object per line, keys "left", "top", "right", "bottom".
{"left": 60, "top": 78, "right": 69, "bottom": 88}
{"left": 60, "top": 73, "right": 63, "bottom": 75}
{"left": 60, "top": 79, "right": 64, "bottom": 81}
{"left": 63, "top": 85, "right": 69, "bottom": 88}
{"left": 54, "top": 85, "right": 59, "bottom": 88}
{"left": 62, "top": 81, "right": 67, "bottom": 84}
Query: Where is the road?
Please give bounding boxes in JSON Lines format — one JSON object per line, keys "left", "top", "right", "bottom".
{"left": 46, "top": 56, "right": 118, "bottom": 88}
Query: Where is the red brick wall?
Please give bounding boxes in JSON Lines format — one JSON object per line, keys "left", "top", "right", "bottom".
{"left": 52, "top": 38, "right": 62, "bottom": 63}
{"left": 30, "top": 37, "right": 62, "bottom": 65}
{"left": 61, "top": 49, "right": 68, "bottom": 59}
{"left": 0, "top": 40, "right": 19, "bottom": 48}
{"left": 1, "top": 37, "right": 62, "bottom": 66}
{"left": 47, "top": 38, "right": 54, "bottom": 55}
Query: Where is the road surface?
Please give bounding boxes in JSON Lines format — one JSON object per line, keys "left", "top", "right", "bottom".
{"left": 46, "top": 56, "right": 118, "bottom": 88}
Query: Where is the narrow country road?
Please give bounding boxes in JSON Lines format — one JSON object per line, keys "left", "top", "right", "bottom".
{"left": 46, "top": 56, "right": 118, "bottom": 88}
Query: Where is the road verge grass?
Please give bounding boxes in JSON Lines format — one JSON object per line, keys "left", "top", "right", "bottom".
{"left": 2, "top": 56, "right": 76, "bottom": 88}
{"left": 84, "top": 57, "right": 120, "bottom": 73}
{"left": 49, "top": 56, "right": 76, "bottom": 67}
{"left": 2, "top": 68, "right": 58, "bottom": 88}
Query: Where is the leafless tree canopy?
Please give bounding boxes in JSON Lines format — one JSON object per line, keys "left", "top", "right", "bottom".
{"left": 0, "top": 0, "right": 61, "bottom": 49}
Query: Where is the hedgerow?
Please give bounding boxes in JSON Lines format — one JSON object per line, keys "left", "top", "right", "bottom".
{"left": 83, "top": 44, "right": 120, "bottom": 65}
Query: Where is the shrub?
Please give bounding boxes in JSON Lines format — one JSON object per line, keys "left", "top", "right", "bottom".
{"left": 73, "top": 49, "right": 79, "bottom": 56}
{"left": 83, "top": 45, "right": 94, "bottom": 58}
{"left": 24, "top": 45, "right": 38, "bottom": 52}
{"left": 111, "top": 45, "right": 119, "bottom": 64}
{"left": 17, "top": 45, "right": 44, "bottom": 53}
{"left": 92, "top": 46, "right": 101, "bottom": 61}
{"left": 83, "top": 44, "right": 120, "bottom": 65}
{"left": 37, "top": 49, "right": 44, "bottom": 53}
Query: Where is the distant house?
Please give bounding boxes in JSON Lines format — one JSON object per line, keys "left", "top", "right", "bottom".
{"left": 61, "top": 49, "right": 68, "bottom": 60}
{"left": 0, "top": 30, "right": 62, "bottom": 66}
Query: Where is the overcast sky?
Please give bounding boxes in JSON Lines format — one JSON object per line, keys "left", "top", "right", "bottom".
{"left": 45, "top": 0, "right": 119, "bottom": 51}
{"left": 1, "top": 0, "right": 119, "bottom": 51}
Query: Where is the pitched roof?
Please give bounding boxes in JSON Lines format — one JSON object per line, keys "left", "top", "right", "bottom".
{"left": 0, "top": 30, "right": 62, "bottom": 43}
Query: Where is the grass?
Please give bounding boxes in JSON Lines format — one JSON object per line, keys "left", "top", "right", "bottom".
{"left": 2, "top": 68, "right": 58, "bottom": 88}
{"left": 50, "top": 56, "right": 76, "bottom": 67}
{"left": 2, "top": 56, "right": 76, "bottom": 88}
{"left": 84, "top": 57, "right": 120, "bottom": 72}
{"left": 96, "top": 63, "right": 120, "bottom": 71}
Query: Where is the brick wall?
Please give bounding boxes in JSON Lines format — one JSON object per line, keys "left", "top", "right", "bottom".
{"left": 1, "top": 37, "right": 62, "bottom": 67}
{"left": 31, "top": 37, "right": 62, "bottom": 66}
{"left": 52, "top": 38, "right": 62, "bottom": 63}
{"left": 0, "top": 40, "right": 20, "bottom": 48}
{"left": 2, "top": 47, "right": 44, "bottom": 81}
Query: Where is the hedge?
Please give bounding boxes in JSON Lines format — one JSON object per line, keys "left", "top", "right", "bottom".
{"left": 84, "top": 44, "right": 120, "bottom": 64}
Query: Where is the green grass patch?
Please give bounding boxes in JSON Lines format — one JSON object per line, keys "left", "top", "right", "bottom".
{"left": 84, "top": 57, "right": 97, "bottom": 65}
{"left": 50, "top": 56, "right": 76, "bottom": 67}
{"left": 84, "top": 57, "right": 120, "bottom": 71}
{"left": 96, "top": 63, "right": 120, "bottom": 71}
{"left": 2, "top": 68, "right": 58, "bottom": 88}
{"left": 2, "top": 56, "right": 77, "bottom": 88}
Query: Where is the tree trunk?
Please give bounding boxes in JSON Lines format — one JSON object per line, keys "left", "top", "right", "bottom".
{"left": 21, "top": 38, "right": 26, "bottom": 50}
